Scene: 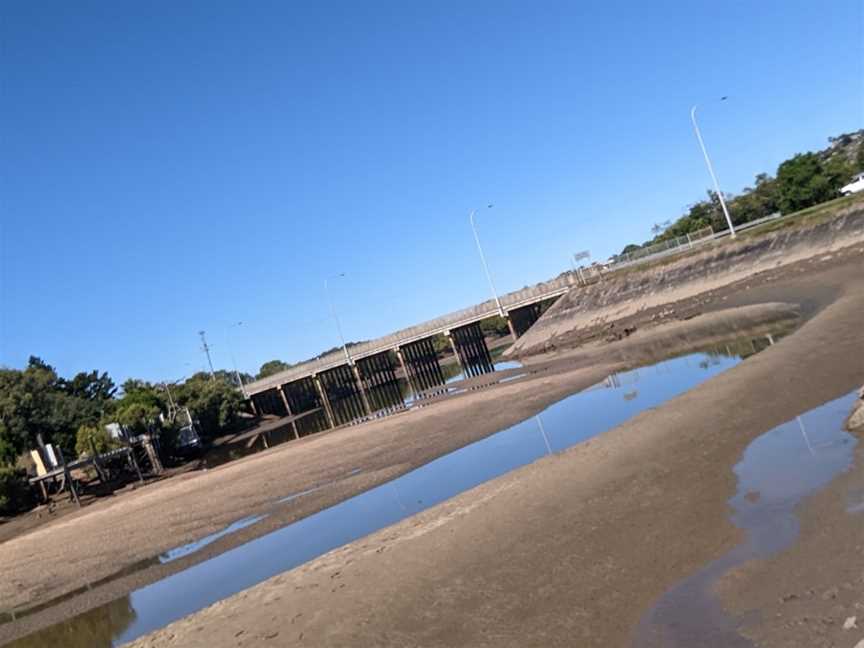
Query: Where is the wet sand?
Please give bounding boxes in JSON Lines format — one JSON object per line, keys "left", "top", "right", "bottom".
{"left": 1, "top": 244, "right": 862, "bottom": 647}
{"left": 122, "top": 250, "right": 864, "bottom": 648}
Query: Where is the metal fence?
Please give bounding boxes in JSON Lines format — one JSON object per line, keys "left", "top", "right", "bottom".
{"left": 606, "top": 225, "right": 714, "bottom": 272}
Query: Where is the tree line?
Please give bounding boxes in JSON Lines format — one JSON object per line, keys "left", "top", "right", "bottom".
{"left": 0, "top": 358, "right": 245, "bottom": 514}
{"left": 619, "top": 130, "right": 864, "bottom": 256}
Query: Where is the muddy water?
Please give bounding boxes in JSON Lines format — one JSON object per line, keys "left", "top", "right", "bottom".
{"left": 4, "top": 340, "right": 770, "bottom": 647}
{"left": 633, "top": 391, "right": 858, "bottom": 648}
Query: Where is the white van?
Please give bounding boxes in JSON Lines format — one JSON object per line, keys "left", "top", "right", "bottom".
{"left": 840, "top": 171, "right": 864, "bottom": 196}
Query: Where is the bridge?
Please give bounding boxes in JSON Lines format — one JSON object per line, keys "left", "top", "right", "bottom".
{"left": 242, "top": 271, "right": 582, "bottom": 434}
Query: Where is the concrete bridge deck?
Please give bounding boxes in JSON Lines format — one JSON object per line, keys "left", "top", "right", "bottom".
{"left": 243, "top": 271, "right": 579, "bottom": 397}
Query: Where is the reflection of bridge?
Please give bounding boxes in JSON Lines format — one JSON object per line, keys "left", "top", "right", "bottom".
{"left": 243, "top": 272, "right": 581, "bottom": 432}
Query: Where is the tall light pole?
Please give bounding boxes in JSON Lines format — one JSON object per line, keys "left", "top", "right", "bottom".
{"left": 323, "top": 273, "right": 372, "bottom": 416}
{"left": 690, "top": 101, "right": 736, "bottom": 238}
{"left": 225, "top": 321, "right": 248, "bottom": 397}
{"left": 324, "top": 273, "right": 353, "bottom": 365}
{"left": 198, "top": 331, "right": 216, "bottom": 381}
{"left": 469, "top": 204, "right": 506, "bottom": 317}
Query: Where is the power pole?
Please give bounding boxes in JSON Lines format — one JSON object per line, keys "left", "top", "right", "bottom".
{"left": 199, "top": 331, "right": 216, "bottom": 381}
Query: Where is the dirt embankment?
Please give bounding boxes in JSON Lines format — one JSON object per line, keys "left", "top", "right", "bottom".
{"left": 509, "top": 206, "right": 864, "bottom": 358}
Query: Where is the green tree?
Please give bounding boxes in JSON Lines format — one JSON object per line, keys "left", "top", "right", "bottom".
{"left": 776, "top": 153, "right": 835, "bottom": 213}
{"left": 480, "top": 315, "right": 511, "bottom": 337}
{"left": 0, "top": 357, "right": 103, "bottom": 461}
{"left": 112, "top": 380, "right": 167, "bottom": 436}
{"left": 856, "top": 141, "right": 864, "bottom": 172}
{"left": 824, "top": 154, "right": 854, "bottom": 190}
{"left": 729, "top": 173, "right": 779, "bottom": 223}
{"left": 75, "top": 424, "right": 119, "bottom": 457}
{"left": 257, "top": 360, "right": 293, "bottom": 379}
{"left": 172, "top": 373, "right": 243, "bottom": 437}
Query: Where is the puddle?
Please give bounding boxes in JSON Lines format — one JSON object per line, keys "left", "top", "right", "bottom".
{"left": 158, "top": 515, "right": 268, "bottom": 564}
{"left": 633, "top": 390, "right": 859, "bottom": 648}
{"left": 3, "top": 342, "right": 762, "bottom": 648}
{"left": 847, "top": 488, "right": 864, "bottom": 514}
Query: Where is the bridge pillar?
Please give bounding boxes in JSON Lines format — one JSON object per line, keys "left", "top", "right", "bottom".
{"left": 318, "top": 364, "right": 369, "bottom": 426}
{"left": 506, "top": 316, "right": 518, "bottom": 341}
{"left": 507, "top": 297, "right": 560, "bottom": 338}
{"left": 445, "top": 331, "right": 465, "bottom": 374}
{"left": 282, "top": 377, "right": 332, "bottom": 435}
{"left": 450, "top": 322, "right": 495, "bottom": 377}
{"left": 356, "top": 351, "right": 406, "bottom": 414}
{"left": 399, "top": 337, "right": 446, "bottom": 398}
{"left": 276, "top": 385, "right": 300, "bottom": 440}
{"left": 312, "top": 375, "right": 336, "bottom": 429}
{"left": 250, "top": 388, "right": 288, "bottom": 417}
{"left": 394, "top": 347, "right": 419, "bottom": 397}
{"left": 350, "top": 363, "right": 373, "bottom": 416}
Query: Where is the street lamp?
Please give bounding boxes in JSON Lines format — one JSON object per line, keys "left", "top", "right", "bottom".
{"left": 324, "top": 273, "right": 353, "bottom": 365}
{"left": 469, "top": 204, "right": 506, "bottom": 317}
{"left": 225, "top": 321, "right": 248, "bottom": 397}
{"left": 323, "top": 273, "right": 373, "bottom": 416}
{"left": 690, "top": 100, "right": 736, "bottom": 238}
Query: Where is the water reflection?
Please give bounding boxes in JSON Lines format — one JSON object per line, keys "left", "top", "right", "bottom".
{"left": 634, "top": 391, "right": 858, "bottom": 648}
{"left": 8, "top": 597, "right": 136, "bottom": 648}
{"left": 8, "top": 345, "right": 751, "bottom": 647}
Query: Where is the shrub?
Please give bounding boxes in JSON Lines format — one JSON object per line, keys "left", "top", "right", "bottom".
{"left": 0, "top": 464, "right": 33, "bottom": 515}
{"left": 75, "top": 424, "right": 120, "bottom": 458}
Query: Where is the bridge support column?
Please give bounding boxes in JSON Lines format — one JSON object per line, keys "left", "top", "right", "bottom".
{"left": 507, "top": 297, "right": 561, "bottom": 338}
{"left": 451, "top": 322, "right": 495, "bottom": 377}
{"left": 282, "top": 377, "right": 332, "bottom": 436}
{"left": 395, "top": 348, "right": 419, "bottom": 397}
{"left": 399, "top": 337, "right": 446, "bottom": 399}
{"left": 276, "top": 385, "right": 300, "bottom": 440}
{"left": 350, "top": 364, "right": 373, "bottom": 416}
{"left": 445, "top": 331, "right": 466, "bottom": 375}
{"left": 251, "top": 388, "right": 288, "bottom": 417}
{"left": 313, "top": 375, "right": 336, "bottom": 429}
{"left": 506, "top": 315, "right": 518, "bottom": 341}
{"left": 318, "top": 364, "right": 369, "bottom": 426}
{"left": 357, "top": 352, "right": 406, "bottom": 414}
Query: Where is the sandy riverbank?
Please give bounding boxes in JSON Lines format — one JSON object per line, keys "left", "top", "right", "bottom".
{"left": 123, "top": 249, "right": 864, "bottom": 648}
{"left": 1, "top": 240, "right": 861, "bottom": 647}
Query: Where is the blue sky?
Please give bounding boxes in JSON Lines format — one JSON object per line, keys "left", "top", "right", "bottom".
{"left": 1, "top": 0, "right": 862, "bottom": 383}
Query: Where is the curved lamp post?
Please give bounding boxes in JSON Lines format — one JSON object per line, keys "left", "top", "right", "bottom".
{"left": 690, "top": 102, "right": 736, "bottom": 238}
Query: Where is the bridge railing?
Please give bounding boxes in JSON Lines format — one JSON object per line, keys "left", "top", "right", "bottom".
{"left": 244, "top": 273, "right": 579, "bottom": 394}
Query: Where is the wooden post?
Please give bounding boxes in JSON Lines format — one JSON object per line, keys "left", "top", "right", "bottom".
{"left": 89, "top": 438, "right": 110, "bottom": 487}
{"left": 127, "top": 446, "right": 144, "bottom": 484}
{"left": 55, "top": 447, "right": 81, "bottom": 507}
{"left": 141, "top": 435, "right": 164, "bottom": 475}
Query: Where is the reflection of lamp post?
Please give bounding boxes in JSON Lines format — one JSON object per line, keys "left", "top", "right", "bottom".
{"left": 469, "top": 205, "right": 506, "bottom": 317}
{"left": 536, "top": 416, "right": 552, "bottom": 455}
{"left": 690, "top": 101, "right": 736, "bottom": 238}
{"left": 796, "top": 416, "right": 816, "bottom": 456}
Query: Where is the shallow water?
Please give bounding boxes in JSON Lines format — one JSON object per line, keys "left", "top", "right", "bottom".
{"left": 4, "top": 340, "right": 770, "bottom": 647}
{"left": 633, "top": 391, "right": 858, "bottom": 648}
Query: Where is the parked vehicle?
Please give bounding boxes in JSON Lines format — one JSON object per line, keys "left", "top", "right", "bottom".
{"left": 840, "top": 171, "right": 864, "bottom": 196}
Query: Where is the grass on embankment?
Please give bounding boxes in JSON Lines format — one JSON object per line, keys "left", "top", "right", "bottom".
{"left": 609, "top": 191, "right": 864, "bottom": 278}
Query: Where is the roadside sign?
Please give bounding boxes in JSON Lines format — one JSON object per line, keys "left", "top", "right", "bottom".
{"left": 574, "top": 250, "right": 591, "bottom": 262}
